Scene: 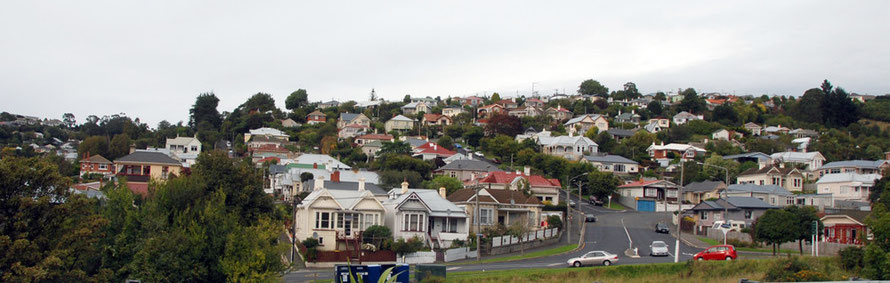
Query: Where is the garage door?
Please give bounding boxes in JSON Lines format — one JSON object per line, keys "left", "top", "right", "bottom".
{"left": 637, "top": 200, "right": 655, "bottom": 212}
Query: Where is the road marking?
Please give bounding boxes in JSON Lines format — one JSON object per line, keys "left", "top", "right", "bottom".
{"left": 447, "top": 267, "right": 462, "bottom": 271}
{"left": 547, "top": 263, "right": 562, "bottom": 267}
{"left": 620, "top": 218, "right": 633, "bottom": 248}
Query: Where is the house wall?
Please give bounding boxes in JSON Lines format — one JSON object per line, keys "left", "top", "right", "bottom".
{"left": 80, "top": 162, "right": 113, "bottom": 175}
{"left": 385, "top": 120, "right": 413, "bottom": 132}
{"left": 589, "top": 161, "right": 639, "bottom": 174}
{"left": 817, "top": 182, "right": 872, "bottom": 202}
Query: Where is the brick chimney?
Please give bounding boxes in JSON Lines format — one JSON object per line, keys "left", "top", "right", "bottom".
{"left": 314, "top": 176, "right": 325, "bottom": 191}
{"left": 358, "top": 177, "right": 365, "bottom": 192}
{"left": 524, "top": 166, "right": 531, "bottom": 176}
{"left": 439, "top": 187, "right": 447, "bottom": 198}
{"left": 401, "top": 179, "right": 409, "bottom": 194}
{"left": 331, "top": 170, "right": 340, "bottom": 183}
{"left": 313, "top": 163, "right": 318, "bottom": 169}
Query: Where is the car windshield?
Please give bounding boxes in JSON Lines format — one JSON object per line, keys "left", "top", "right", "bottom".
{"left": 652, "top": 242, "right": 667, "bottom": 248}
{"left": 587, "top": 214, "right": 595, "bottom": 217}
{"left": 657, "top": 224, "right": 666, "bottom": 228}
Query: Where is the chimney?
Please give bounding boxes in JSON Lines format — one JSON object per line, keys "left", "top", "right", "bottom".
{"left": 632, "top": 109, "right": 635, "bottom": 115}
{"left": 433, "top": 144, "right": 437, "bottom": 151}
{"left": 314, "top": 176, "right": 325, "bottom": 191}
{"left": 358, "top": 177, "right": 366, "bottom": 191}
{"left": 468, "top": 153, "right": 473, "bottom": 160}
{"left": 331, "top": 171, "right": 340, "bottom": 183}
{"left": 129, "top": 145, "right": 136, "bottom": 154}
{"left": 401, "top": 179, "right": 409, "bottom": 194}
{"left": 313, "top": 163, "right": 318, "bottom": 169}
{"left": 439, "top": 187, "right": 447, "bottom": 198}
{"left": 885, "top": 151, "right": 890, "bottom": 161}
{"left": 779, "top": 163, "right": 785, "bottom": 168}
{"left": 524, "top": 166, "right": 530, "bottom": 175}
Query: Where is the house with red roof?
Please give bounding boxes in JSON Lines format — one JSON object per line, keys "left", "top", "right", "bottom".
{"left": 525, "top": 98, "right": 545, "bottom": 108}
{"left": 79, "top": 153, "right": 113, "bottom": 176}
{"left": 545, "top": 105, "right": 572, "bottom": 121}
{"left": 413, "top": 142, "right": 456, "bottom": 160}
{"left": 496, "top": 99, "right": 518, "bottom": 109}
{"left": 616, "top": 179, "right": 680, "bottom": 212}
{"left": 422, "top": 114, "right": 452, "bottom": 127}
{"left": 447, "top": 187, "right": 543, "bottom": 233}
{"left": 476, "top": 104, "right": 505, "bottom": 119}
{"left": 459, "top": 96, "right": 484, "bottom": 106}
{"left": 306, "top": 110, "right": 327, "bottom": 125}
{"left": 477, "top": 168, "right": 563, "bottom": 204}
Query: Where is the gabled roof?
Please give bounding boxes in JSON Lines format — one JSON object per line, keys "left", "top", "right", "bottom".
{"left": 673, "top": 111, "right": 701, "bottom": 119}
{"left": 738, "top": 165, "right": 800, "bottom": 176}
{"left": 307, "top": 110, "right": 326, "bottom": 116}
{"left": 339, "top": 113, "right": 361, "bottom": 122}
{"left": 821, "top": 210, "right": 870, "bottom": 224}
{"left": 537, "top": 135, "right": 597, "bottom": 147}
{"left": 727, "top": 184, "right": 792, "bottom": 196}
{"left": 249, "top": 127, "right": 287, "bottom": 137}
{"left": 479, "top": 171, "right": 561, "bottom": 187}
{"left": 81, "top": 154, "right": 112, "bottom": 164}
{"left": 691, "top": 197, "right": 777, "bottom": 211}
{"left": 770, "top": 152, "right": 824, "bottom": 162}
{"left": 583, "top": 154, "right": 638, "bottom": 165}
{"left": 723, "top": 152, "right": 770, "bottom": 161}
{"left": 618, "top": 179, "right": 678, "bottom": 189}
{"left": 438, "top": 159, "right": 501, "bottom": 172}
{"left": 607, "top": 128, "right": 636, "bottom": 137}
{"left": 386, "top": 189, "right": 468, "bottom": 217}
{"left": 404, "top": 138, "right": 428, "bottom": 147}
{"left": 744, "top": 122, "right": 761, "bottom": 128}
{"left": 304, "top": 180, "right": 387, "bottom": 196}
{"left": 389, "top": 115, "right": 413, "bottom": 122}
{"left": 565, "top": 114, "right": 604, "bottom": 125}
{"left": 294, "top": 154, "right": 351, "bottom": 170}
{"left": 355, "top": 134, "right": 393, "bottom": 141}
{"left": 646, "top": 143, "right": 706, "bottom": 153}
{"left": 115, "top": 151, "right": 181, "bottom": 166}
{"left": 684, "top": 181, "right": 726, "bottom": 193}
{"left": 414, "top": 142, "right": 456, "bottom": 157}
{"left": 822, "top": 160, "right": 889, "bottom": 170}
{"left": 166, "top": 136, "right": 200, "bottom": 146}
{"left": 816, "top": 173, "right": 881, "bottom": 184}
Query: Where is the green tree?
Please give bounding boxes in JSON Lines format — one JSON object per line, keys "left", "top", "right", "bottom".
{"left": 623, "top": 82, "right": 640, "bottom": 99}
{"left": 189, "top": 92, "right": 222, "bottom": 129}
{"left": 241, "top": 92, "right": 278, "bottom": 112}
{"left": 490, "top": 92, "right": 501, "bottom": 103}
{"left": 783, "top": 205, "right": 822, "bottom": 255}
{"left": 422, "top": 175, "right": 463, "bottom": 196}
{"left": 578, "top": 79, "right": 609, "bottom": 97}
{"left": 585, "top": 171, "right": 620, "bottom": 199}
{"left": 462, "top": 126, "right": 484, "bottom": 147}
{"left": 437, "top": 135, "right": 454, "bottom": 150}
{"left": 377, "top": 141, "right": 412, "bottom": 156}
{"left": 109, "top": 133, "right": 131, "bottom": 160}
{"left": 285, "top": 89, "right": 309, "bottom": 110}
{"left": 753, "top": 209, "right": 797, "bottom": 255}
{"left": 78, "top": 136, "right": 110, "bottom": 160}
{"left": 647, "top": 101, "right": 663, "bottom": 116}
{"left": 678, "top": 88, "right": 705, "bottom": 114}
{"left": 362, "top": 225, "right": 392, "bottom": 249}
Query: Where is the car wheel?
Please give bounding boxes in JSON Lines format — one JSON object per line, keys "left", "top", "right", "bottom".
{"left": 725, "top": 256, "right": 732, "bottom": 261}
{"left": 603, "top": 260, "right": 611, "bottom": 266}
{"left": 696, "top": 257, "right": 703, "bottom": 261}
{"left": 573, "top": 261, "right": 581, "bottom": 267}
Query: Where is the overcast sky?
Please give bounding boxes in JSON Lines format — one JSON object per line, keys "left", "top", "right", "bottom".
{"left": 2, "top": 1, "right": 889, "bottom": 127}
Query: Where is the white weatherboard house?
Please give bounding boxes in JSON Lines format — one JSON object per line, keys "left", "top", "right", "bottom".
{"left": 817, "top": 173, "right": 882, "bottom": 204}
{"left": 383, "top": 183, "right": 469, "bottom": 249}
{"left": 293, "top": 178, "right": 385, "bottom": 252}
{"left": 165, "top": 135, "right": 202, "bottom": 167}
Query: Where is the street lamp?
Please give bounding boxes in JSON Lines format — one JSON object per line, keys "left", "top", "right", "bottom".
{"left": 566, "top": 172, "right": 590, "bottom": 244}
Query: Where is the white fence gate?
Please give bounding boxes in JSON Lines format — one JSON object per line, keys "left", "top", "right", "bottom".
{"left": 443, "top": 247, "right": 479, "bottom": 262}
{"left": 491, "top": 228, "right": 559, "bottom": 247}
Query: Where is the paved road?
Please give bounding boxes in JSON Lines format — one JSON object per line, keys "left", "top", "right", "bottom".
{"left": 285, "top": 191, "right": 700, "bottom": 282}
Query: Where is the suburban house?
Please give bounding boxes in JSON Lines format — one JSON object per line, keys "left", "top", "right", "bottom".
{"left": 307, "top": 110, "right": 327, "bottom": 125}
{"left": 536, "top": 134, "right": 598, "bottom": 161}
{"left": 525, "top": 98, "right": 545, "bottom": 108}
{"left": 294, "top": 154, "right": 352, "bottom": 170}
{"left": 507, "top": 106, "right": 542, "bottom": 118}
{"left": 672, "top": 111, "right": 703, "bottom": 125}
{"left": 245, "top": 127, "right": 291, "bottom": 161}
{"left": 338, "top": 124, "right": 371, "bottom": 139}
{"left": 615, "top": 110, "right": 641, "bottom": 124}
{"left": 79, "top": 153, "right": 113, "bottom": 176}
{"left": 318, "top": 100, "right": 340, "bottom": 109}
{"left": 763, "top": 125, "right": 790, "bottom": 135}
{"left": 434, "top": 158, "right": 502, "bottom": 182}
{"left": 421, "top": 114, "right": 452, "bottom": 127}
{"left": 582, "top": 154, "right": 639, "bottom": 175}
{"left": 447, "top": 188, "right": 543, "bottom": 233}
{"left": 442, "top": 106, "right": 465, "bottom": 117}
{"left": 244, "top": 127, "right": 288, "bottom": 144}
{"left": 607, "top": 128, "right": 636, "bottom": 141}
{"left": 459, "top": 96, "right": 484, "bottom": 106}
{"left": 476, "top": 104, "right": 505, "bottom": 119}
{"left": 384, "top": 115, "right": 414, "bottom": 133}
{"left": 477, "top": 170, "right": 562, "bottom": 203}
{"left": 682, "top": 181, "right": 726, "bottom": 204}
{"left": 564, "top": 114, "right": 609, "bottom": 136}
{"left": 114, "top": 150, "right": 183, "bottom": 195}
{"left": 281, "top": 118, "right": 301, "bottom": 128}
{"left": 617, "top": 179, "right": 680, "bottom": 212}
{"left": 293, "top": 178, "right": 386, "bottom": 252}
{"left": 545, "top": 106, "right": 573, "bottom": 121}
{"left": 711, "top": 129, "right": 743, "bottom": 141}
{"left": 689, "top": 197, "right": 777, "bottom": 233}
{"left": 725, "top": 184, "right": 794, "bottom": 207}
{"left": 495, "top": 99, "right": 519, "bottom": 109}
{"left": 744, "top": 122, "right": 762, "bottom": 136}
{"left": 337, "top": 113, "right": 371, "bottom": 129}
{"left": 383, "top": 185, "right": 469, "bottom": 249}
{"left": 821, "top": 210, "right": 870, "bottom": 245}
{"left": 770, "top": 151, "right": 826, "bottom": 171}
{"left": 361, "top": 140, "right": 383, "bottom": 158}
{"left": 723, "top": 152, "right": 771, "bottom": 169}
{"left": 412, "top": 142, "right": 457, "bottom": 160}
{"left": 354, "top": 134, "right": 394, "bottom": 146}
{"left": 816, "top": 173, "right": 882, "bottom": 203}
{"left": 790, "top": 128, "right": 819, "bottom": 139}
{"left": 165, "top": 135, "right": 202, "bottom": 167}
{"left": 646, "top": 142, "right": 707, "bottom": 166}
{"left": 401, "top": 102, "right": 431, "bottom": 115}
{"left": 736, "top": 165, "right": 805, "bottom": 192}
{"left": 793, "top": 193, "right": 835, "bottom": 210}
{"left": 818, "top": 160, "right": 889, "bottom": 177}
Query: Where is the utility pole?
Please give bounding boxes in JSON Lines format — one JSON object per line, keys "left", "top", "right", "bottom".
{"left": 565, "top": 175, "right": 570, "bottom": 244}
{"left": 675, "top": 160, "right": 684, "bottom": 263}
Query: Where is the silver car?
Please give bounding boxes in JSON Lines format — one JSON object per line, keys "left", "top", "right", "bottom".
{"left": 650, "top": 241, "right": 669, "bottom": 256}
{"left": 567, "top": 251, "right": 619, "bottom": 267}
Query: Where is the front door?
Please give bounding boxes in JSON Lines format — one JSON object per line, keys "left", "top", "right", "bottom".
{"left": 344, "top": 214, "right": 353, "bottom": 236}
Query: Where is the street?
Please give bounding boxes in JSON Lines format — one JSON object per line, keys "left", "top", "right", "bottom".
{"left": 284, "top": 191, "right": 703, "bottom": 282}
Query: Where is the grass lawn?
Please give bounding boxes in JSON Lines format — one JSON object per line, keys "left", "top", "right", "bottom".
{"left": 604, "top": 201, "right": 626, "bottom": 210}
{"left": 447, "top": 257, "right": 852, "bottom": 283}
{"left": 449, "top": 243, "right": 578, "bottom": 265}
{"left": 696, "top": 236, "right": 798, "bottom": 254}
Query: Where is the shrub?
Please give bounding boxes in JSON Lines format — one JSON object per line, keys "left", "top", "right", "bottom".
{"left": 764, "top": 257, "right": 828, "bottom": 282}
{"left": 546, "top": 215, "right": 563, "bottom": 230}
{"left": 839, "top": 246, "right": 864, "bottom": 270}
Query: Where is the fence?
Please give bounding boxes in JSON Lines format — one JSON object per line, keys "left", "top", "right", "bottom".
{"left": 704, "top": 228, "right": 859, "bottom": 256}
{"left": 397, "top": 251, "right": 437, "bottom": 264}
{"left": 490, "top": 228, "right": 558, "bottom": 247}
{"left": 443, "top": 247, "right": 478, "bottom": 262}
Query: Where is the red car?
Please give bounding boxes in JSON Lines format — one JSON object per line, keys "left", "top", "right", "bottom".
{"left": 693, "top": 245, "right": 737, "bottom": 261}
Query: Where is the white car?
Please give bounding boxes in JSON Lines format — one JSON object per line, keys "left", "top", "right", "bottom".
{"left": 567, "top": 251, "right": 619, "bottom": 267}
{"left": 650, "top": 241, "right": 669, "bottom": 256}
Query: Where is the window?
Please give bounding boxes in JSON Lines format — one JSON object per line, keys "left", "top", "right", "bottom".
{"left": 99, "top": 164, "right": 107, "bottom": 170}
{"left": 450, "top": 171, "right": 456, "bottom": 178}
{"left": 449, "top": 218, "right": 458, "bottom": 233}
{"left": 831, "top": 169, "right": 841, "bottom": 174}
{"left": 759, "top": 180, "right": 764, "bottom": 185}
{"left": 315, "top": 212, "right": 332, "bottom": 229}
{"left": 614, "top": 164, "right": 624, "bottom": 172}
{"left": 191, "top": 146, "right": 198, "bottom": 152}
{"left": 744, "top": 210, "right": 753, "bottom": 219}
{"left": 771, "top": 177, "right": 779, "bottom": 185}
{"left": 403, "top": 213, "right": 425, "bottom": 231}
{"left": 363, "top": 213, "right": 377, "bottom": 229}
{"left": 793, "top": 178, "right": 802, "bottom": 188}
{"left": 318, "top": 237, "right": 323, "bottom": 244}
{"left": 700, "top": 211, "right": 708, "bottom": 220}
{"left": 479, "top": 208, "right": 493, "bottom": 225}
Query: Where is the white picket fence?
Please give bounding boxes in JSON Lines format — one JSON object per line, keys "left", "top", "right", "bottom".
{"left": 491, "top": 228, "right": 559, "bottom": 247}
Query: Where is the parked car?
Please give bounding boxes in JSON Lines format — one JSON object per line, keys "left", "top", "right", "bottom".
{"left": 585, "top": 214, "right": 597, "bottom": 222}
{"left": 569, "top": 200, "right": 576, "bottom": 208}
{"left": 588, "top": 196, "right": 603, "bottom": 206}
{"left": 693, "top": 245, "right": 737, "bottom": 261}
{"left": 649, "top": 241, "right": 669, "bottom": 256}
{"left": 711, "top": 221, "right": 746, "bottom": 232}
{"left": 655, "top": 223, "right": 670, "bottom": 233}
{"left": 567, "top": 251, "right": 619, "bottom": 267}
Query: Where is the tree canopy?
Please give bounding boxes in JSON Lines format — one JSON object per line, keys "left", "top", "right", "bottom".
{"left": 578, "top": 79, "right": 609, "bottom": 97}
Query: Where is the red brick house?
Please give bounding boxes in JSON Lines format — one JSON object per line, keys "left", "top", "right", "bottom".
{"left": 79, "top": 153, "right": 113, "bottom": 176}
